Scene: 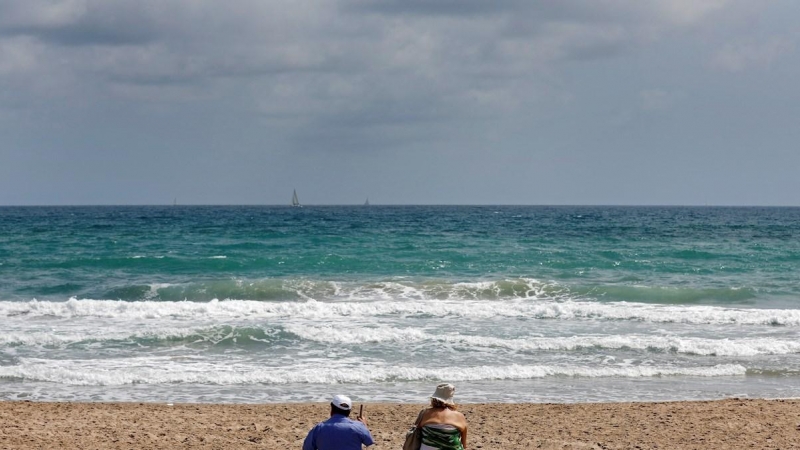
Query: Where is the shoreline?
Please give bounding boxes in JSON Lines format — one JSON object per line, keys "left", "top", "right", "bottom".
{"left": 2, "top": 398, "right": 799, "bottom": 449}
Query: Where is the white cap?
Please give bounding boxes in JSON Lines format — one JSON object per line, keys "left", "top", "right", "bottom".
{"left": 331, "top": 394, "right": 352, "bottom": 410}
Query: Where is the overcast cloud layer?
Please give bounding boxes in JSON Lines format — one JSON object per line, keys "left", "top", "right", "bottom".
{"left": 1, "top": 0, "right": 798, "bottom": 205}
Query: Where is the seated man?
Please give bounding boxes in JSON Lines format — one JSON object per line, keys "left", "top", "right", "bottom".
{"left": 302, "top": 394, "right": 374, "bottom": 450}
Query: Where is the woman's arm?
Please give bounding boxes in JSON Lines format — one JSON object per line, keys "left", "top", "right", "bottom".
{"left": 456, "top": 412, "right": 468, "bottom": 449}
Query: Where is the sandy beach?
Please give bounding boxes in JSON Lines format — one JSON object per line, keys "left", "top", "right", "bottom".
{"left": 1, "top": 398, "right": 798, "bottom": 449}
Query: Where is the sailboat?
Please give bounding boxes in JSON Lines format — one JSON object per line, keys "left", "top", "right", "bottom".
{"left": 291, "top": 189, "right": 301, "bottom": 207}
{"left": 364, "top": 198, "right": 369, "bottom": 206}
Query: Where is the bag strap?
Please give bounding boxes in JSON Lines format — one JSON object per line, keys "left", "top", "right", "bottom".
{"left": 413, "top": 408, "right": 426, "bottom": 426}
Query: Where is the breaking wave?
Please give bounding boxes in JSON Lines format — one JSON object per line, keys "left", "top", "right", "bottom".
{"left": 0, "top": 360, "right": 747, "bottom": 386}
{"left": 3, "top": 298, "right": 800, "bottom": 326}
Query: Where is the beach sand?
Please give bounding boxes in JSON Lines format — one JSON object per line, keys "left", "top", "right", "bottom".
{"left": 1, "top": 399, "right": 798, "bottom": 449}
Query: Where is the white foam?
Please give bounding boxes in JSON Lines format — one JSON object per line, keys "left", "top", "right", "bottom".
{"left": 282, "top": 325, "right": 800, "bottom": 357}
{"left": 4, "top": 318, "right": 799, "bottom": 358}
{"left": 290, "top": 278, "right": 565, "bottom": 302}
{"left": 0, "top": 326, "right": 224, "bottom": 347}
{"left": 284, "top": 324, "right": 429, "bottom": 344}
{"left": 471, "top": 334, "right": 800, "bottom": 356}
{"left": 144, "top": 284, "right": 173, "bottom": 300}
{"left": 0, "top": 358, "right": 747, "bottom": 386}
{"left": 3, "top": 298, "right": 800, "bottom": 326}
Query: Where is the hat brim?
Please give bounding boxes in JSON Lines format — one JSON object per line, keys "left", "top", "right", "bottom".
{"left": 431, "top": 396, "right": 455, "bottom": 405}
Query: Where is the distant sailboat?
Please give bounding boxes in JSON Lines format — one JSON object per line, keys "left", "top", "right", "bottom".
{"left": 364, "top": 198, "right": 370, "bottom": 206}
{"left": 291, "top": 189, "right": 301, "bottom": 207}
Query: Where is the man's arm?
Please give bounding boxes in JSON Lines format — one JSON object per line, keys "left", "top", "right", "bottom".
{"left": 356, "top": 419, "right": 374, "bottom": 447}
{"left": 302, "top": 425, "right": 317, "bottom": 450}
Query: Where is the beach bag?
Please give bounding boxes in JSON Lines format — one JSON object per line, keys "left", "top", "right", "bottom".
{"left": 402, "top": 409, "right": 426, "bottom": 450}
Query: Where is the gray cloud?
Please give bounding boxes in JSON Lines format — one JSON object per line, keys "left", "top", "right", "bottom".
{"left": 0, "top": 1, "right": 162, "bottom": 46}
{"left": 1, "top": 0, "right": 798, "bottom": 205}
{"left": 710, "top": 37, "right": 795, "bottom": 72}
{"left": 345, "top": 0, "right": 525, "bottom": 16}
{"left": 0, "top": 1, "right": 732, "bottom": 114}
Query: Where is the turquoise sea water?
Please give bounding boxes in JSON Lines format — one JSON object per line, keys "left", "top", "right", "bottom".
{"left": 1, "top": 205, "right": 799, "bottom": 403}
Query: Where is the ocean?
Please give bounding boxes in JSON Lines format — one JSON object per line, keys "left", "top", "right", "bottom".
{"left": 1, "top": 205, "right": 799, "bottom": 404}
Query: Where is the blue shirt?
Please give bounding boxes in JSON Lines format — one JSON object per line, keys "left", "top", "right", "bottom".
{"left": 302, "top": 414, "right": 374, "bottom": 450}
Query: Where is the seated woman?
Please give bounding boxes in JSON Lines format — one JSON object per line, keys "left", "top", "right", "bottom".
{"left": 416, "top": 383, "right": 467, "bottom": 450}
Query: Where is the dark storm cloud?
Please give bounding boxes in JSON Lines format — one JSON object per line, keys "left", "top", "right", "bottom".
{"left": 0, "top": 1, "right": 160, "bottom": 46}
{"left": 0, "top": 0, "right": 741, "bottom": 151}
{"left": 344, "top": 0, "right": 633, "bottom": 20}
{"left": 343, "top": 1, "right": 696, "bottom": 27}
{"left": 2, "top": 20, "right": 157, "bottom": 47}
{"left": 0, "top": 1, "right": 705, "bottom": 104}
{"left": 345, "top": 0, "right": 525, "bottom": 16}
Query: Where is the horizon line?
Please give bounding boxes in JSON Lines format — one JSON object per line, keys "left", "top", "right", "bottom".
{"left": 2, "top": 203, "right": 799, "bottom": 208}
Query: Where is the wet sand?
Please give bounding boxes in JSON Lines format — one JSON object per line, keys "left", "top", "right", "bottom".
{"left": 1, "top": 398, "right": 799, "bottom": 449}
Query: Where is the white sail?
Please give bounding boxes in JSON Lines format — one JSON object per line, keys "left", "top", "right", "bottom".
{"left": 364, "top": 198, "right": 369, "bottom": 206}
{"left": 291, "top": 189, "right": 300, "bottom": 207}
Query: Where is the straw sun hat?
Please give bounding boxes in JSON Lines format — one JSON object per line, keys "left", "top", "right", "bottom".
{"left": 430, "top": 383, "right": 456, "bottom": 405}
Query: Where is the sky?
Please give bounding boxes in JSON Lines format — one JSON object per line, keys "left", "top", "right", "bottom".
{"left": 1, "top": 0, "right": 799, "bottom": 206}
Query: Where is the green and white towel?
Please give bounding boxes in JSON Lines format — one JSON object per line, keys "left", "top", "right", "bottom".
{"left": 420, "top": 424, "right": 464, "bottom": 450}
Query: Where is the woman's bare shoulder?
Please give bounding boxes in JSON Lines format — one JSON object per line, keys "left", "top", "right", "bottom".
{"left": 451, "top": 410, "right": 467, "bottom": 426}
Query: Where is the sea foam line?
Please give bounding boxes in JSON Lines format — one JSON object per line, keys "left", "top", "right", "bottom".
{"left": 0, "top": 360, "right": 747, "bottom": 385}
{"left": 4, "top": 323, "right": 800, "bottom": 357}
{"left": 282, "top": 325, "right": 800, "bottom": 357}
{"left": 0, "top": 325, "right": 258, "bottom": 347}
{"left": 3, "top": 298, "right": 800, "bottom": 326}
